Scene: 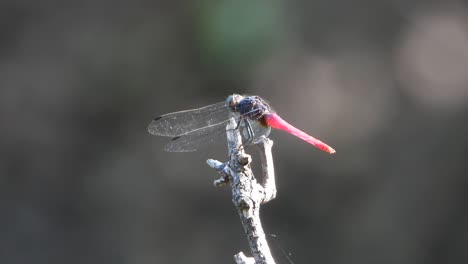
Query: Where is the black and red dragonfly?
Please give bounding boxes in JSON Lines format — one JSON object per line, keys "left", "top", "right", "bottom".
{"left": 148, "top": 94, "right": 335, "bottom": 154}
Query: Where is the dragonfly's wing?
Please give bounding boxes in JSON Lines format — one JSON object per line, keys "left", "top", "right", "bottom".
{"left": 250, "top": 121, "right": 271, "bottom": 143}
{"left": 150, "top": 101, "right": 274, "bottom": 152}
{"left": 148, "top": 101, "right": 228, "bottom": 137}
{"left": 164, "top": 116, "right": 271, "bottom": 152}
{"left": 240, "top": 120, "right": 272, "bottom": 144}
{"left": 164, "top": 120, "right": 229, "bottom": 152}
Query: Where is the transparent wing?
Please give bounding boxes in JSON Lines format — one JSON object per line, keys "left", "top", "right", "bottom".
{"left": 148, "top": 101, "right": 228, "bottom": 137}
{"left": 150, "top": 103, "right": 272, "bottom": 152}
{"left": 248, "top": 121, "right": 271, "bottom": 143}
{"left": 164, "top": 120, "right": 229, "bottom": 152}
{"left": 166, "top": 118, "right": 272, "bottom": 152}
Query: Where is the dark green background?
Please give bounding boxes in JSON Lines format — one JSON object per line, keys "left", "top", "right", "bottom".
{"left": 1, "top": 1, "right": 468, "bottom": 263}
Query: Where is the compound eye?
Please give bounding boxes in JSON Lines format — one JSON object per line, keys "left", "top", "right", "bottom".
{"left": 226, "top": 95, "right": 234, "bottom": 109}
{"left": 226, "top": 94, "right": 243, "bottom": 111}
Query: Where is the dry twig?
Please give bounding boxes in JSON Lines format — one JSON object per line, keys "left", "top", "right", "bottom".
{"left": 207, "top": 118, "right": 276, "bottom": 264}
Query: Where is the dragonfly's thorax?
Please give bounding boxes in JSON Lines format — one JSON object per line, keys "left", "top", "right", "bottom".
{"left": 234, "top": 96, "right": 271, "bottom": 120}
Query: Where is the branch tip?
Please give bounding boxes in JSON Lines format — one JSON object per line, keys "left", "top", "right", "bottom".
{"left": 207, "top": 117, "right": 277, "bottom": 263}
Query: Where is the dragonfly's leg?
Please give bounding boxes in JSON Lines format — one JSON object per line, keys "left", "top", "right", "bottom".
{"left": 243, "top": 119, "right": 255, "bottom": 145}
{"left": 235, "top": 117, "right": 243, "bottom": 130}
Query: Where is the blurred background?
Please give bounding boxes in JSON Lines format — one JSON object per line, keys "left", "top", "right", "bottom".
{"left": 1, "top": 0, "right": 468, "bottom": 263}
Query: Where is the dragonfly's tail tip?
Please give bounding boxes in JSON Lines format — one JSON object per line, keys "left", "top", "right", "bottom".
{"left": 328, "top": 147, "right": 336, "bottom": 154}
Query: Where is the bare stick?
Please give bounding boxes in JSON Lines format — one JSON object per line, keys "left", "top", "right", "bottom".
{"left": 256, "top": 138, "right": 276, "bottom": 203}
{"left": 207, "top": 118, "right": 276, "bottom": 264}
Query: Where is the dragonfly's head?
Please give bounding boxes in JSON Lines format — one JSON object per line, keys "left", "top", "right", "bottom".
{"left": 226, "top": 94, "right": 244, "bottom": 113}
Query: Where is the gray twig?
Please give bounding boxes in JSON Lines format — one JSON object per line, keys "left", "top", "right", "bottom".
{"left": 207, "top": 118, "right": 276, "bottom": 264}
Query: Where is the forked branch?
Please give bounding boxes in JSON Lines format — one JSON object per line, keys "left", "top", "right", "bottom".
{"left": 207, "top": 118, "right": 276, "bottom": 264}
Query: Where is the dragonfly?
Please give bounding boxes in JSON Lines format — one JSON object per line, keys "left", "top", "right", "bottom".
{"left": 148, "top": 94, "right": 335, "bottom": 154}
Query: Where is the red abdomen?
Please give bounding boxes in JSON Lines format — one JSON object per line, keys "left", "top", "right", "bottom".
{"left": 263, "top": 113, "right": 335, "bottom": 154}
